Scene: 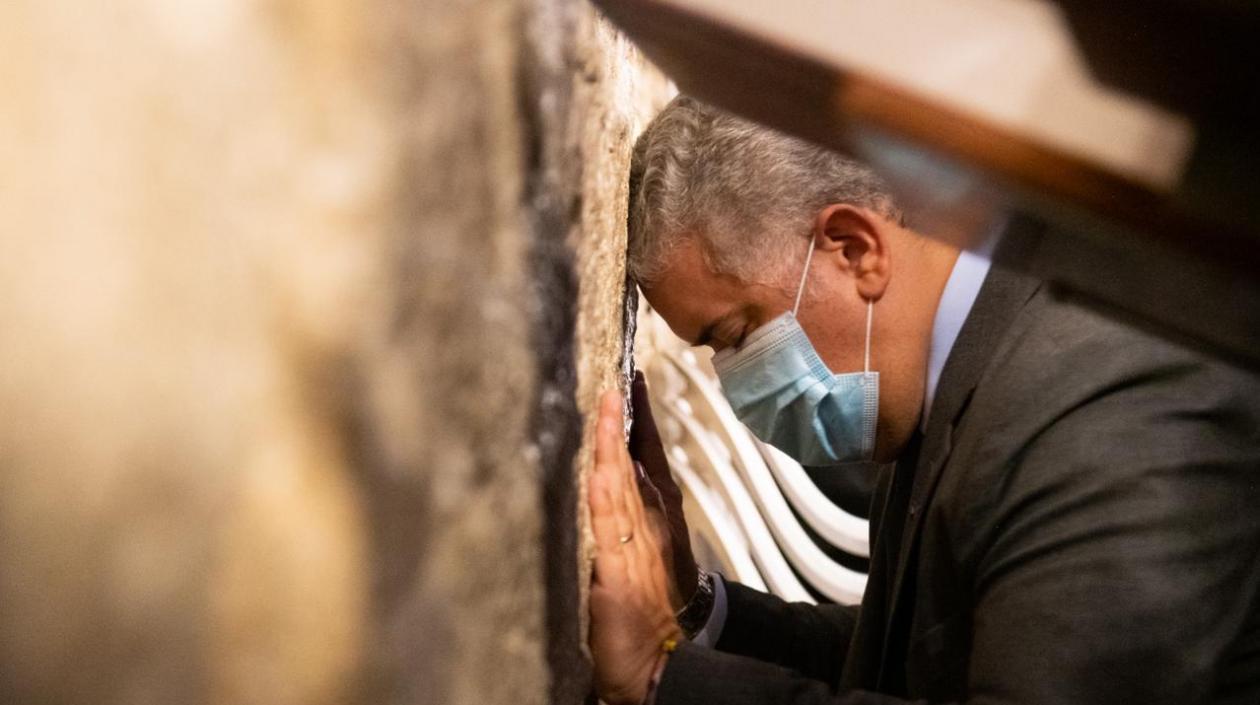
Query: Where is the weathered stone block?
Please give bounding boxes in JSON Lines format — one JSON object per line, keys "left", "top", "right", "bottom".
{"left": 0, "top": 2, "right": 668, "bottom": 704}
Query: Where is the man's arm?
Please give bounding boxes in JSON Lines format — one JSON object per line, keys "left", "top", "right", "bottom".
{"left": 710, "top": 579, "right": 859, "bottom": 685}
{"left": 657, "top": 641, "right": 916, "bottom": 705}
{"left": 959, "top": 372, "right": 1260, "bottom": 705}
{"left": 653, "top": 367, "right": 1260, "bottom": 704}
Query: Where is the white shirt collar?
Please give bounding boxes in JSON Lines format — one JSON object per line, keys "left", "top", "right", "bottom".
{"left": 921, "top": 234, "right": 998, "bottom": 431}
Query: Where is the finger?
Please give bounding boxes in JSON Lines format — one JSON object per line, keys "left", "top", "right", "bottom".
{"left": 635, "top": 461, "right": 668, "bottom": 516}
{"left": 589, "top": 472, "right": 628, "bottom": 587}
{"left": 631, "top": 470, "right": 664, "bottom": 564}
{"left": 632, "top": 461, "right": 675, "bottom": 567}
{"left": 594, "top": 389, "right": 625, "bottom": 469}
{"left": 593, "top": 391, "right": 638, "bottom": 546}
{"left": 629, "top": 490, "right": 669, "bottom": 602}
{"left": 609, "top": 488, "right": 640, "bottom": 585}
{"left": 630, "top": 373, "right": 672, "bottom": 486}
{"left": 622, "top": 441, "right": 649, "bottom": 531}
{"left": 597, "top": 416, "right": 641, "bottom": 584}
{"left": 596, "top": 389, "right": 658, "bottom": 587}
{"left": 595, "top": 386, "right": 642, "bottom": 514}
{"left": 596, "top": 399, "right": 637, "bottom": 525}
{"left": 629, "top": 379, "right": 689, "bottom": 559}
{"left": 629, "top": 516, "right": 673, "bottom": 611}
{"left": 622, "top": 450, "right": 661, "bottom": 577}
{"left": 622, "top": 503, "right": 674, "bottom": 617}
{"left": 639, "top": 479, "right": 679, "bottom": 591}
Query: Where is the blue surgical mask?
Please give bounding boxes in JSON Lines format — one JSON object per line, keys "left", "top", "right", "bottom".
{"left": 711, "top": 241, "right": 878, "bottom": 466}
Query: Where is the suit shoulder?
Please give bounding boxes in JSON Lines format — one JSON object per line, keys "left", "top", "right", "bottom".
{"left": 976, "top": 286, "right": 1260, "bottom": 433}
{"left": 948, "top": 286, "right": 1260, "bottom": 499}
{"left": 944, "top": 288, "right": 1260, "bottom": 569}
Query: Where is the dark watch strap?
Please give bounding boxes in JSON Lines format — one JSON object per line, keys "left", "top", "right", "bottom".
{"left": 675, "top": 570, "right": 716, "bottom": 639}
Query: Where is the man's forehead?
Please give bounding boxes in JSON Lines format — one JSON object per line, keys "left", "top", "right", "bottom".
{"left": 642, "top": 283, "right": 724, "bottom": 345}
{"left": 641, "top": 240, "right": 744, "bottom": 345}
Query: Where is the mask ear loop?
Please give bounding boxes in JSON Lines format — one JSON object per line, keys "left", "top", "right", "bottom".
{"left": 864, "top": 299, "right": 873, "bottom": 373}
{"left": 791, "top": 236, "right": 816, "bottom": 317}
{"left": 793, "top": 237, "right": 874, "bottom": 373}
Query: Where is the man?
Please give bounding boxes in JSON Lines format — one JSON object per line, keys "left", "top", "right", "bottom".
{"left": 587, "top": 95, "right": 1260, "bottom": 705}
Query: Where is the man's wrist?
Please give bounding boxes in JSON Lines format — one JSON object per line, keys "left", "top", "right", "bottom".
{"left": 674, "top": 570, "right": 715, "bottom": 639}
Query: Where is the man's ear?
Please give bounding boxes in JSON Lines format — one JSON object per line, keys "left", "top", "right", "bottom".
{"left": 812, "top": 204, "right": 891, "bottom": 301}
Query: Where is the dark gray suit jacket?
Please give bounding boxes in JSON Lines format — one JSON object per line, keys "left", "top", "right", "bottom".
{"left": 656, "top": 226, "right": 1260, "bottom": 704}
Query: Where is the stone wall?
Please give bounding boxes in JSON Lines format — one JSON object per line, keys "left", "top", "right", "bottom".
{"left": 0, "top": 2, "right": 669, "bottom": 704}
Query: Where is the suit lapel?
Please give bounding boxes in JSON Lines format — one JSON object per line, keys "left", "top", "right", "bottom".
{"left": 876, "top": 219, "right": 1044, "bottom": 685}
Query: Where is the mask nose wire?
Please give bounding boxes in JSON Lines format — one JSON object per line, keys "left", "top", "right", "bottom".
{"left": 791, "top": 236, "right": 816, "bottom": 317}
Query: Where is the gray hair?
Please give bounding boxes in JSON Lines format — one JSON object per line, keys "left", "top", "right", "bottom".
{"left": 627, "top": 95, "right": 899, "bottom": 287}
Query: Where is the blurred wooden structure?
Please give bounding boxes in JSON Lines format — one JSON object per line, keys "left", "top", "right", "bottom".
{"left": 594, "top": 0, "right": 1260, "bottom": 369}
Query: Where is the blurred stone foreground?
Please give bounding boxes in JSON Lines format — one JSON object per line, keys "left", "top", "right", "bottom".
{"left": 0, "top": 1, "right": 671, "bottom": 704}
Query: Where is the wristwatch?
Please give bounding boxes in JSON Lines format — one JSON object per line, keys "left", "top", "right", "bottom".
{"left": 675, "top": 570, "right": 716, "bottom": 639}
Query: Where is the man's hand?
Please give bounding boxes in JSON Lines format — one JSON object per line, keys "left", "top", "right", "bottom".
{"left": 629, "top": 371, "right": 699, "bottom": 610}
{"left": 590, "top": 389, "right": 684, "bottom": 705}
